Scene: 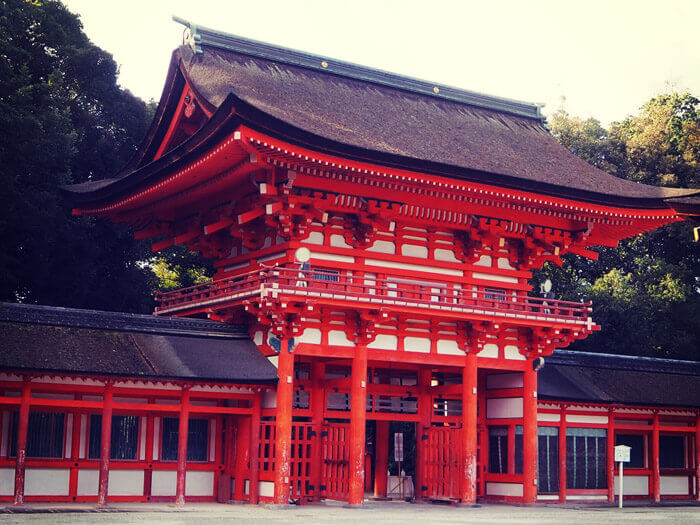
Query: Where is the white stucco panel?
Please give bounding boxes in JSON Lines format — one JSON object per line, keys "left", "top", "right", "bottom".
{"left": 109, "top": 469, "right": 145, "bottom": 496}
{"left": 486, "top": 482, "right": 523, "bottom": 497}
{"left": 298, "top": 328, "right": 322, "bottom": 345}
{"left": 478, "top": 343, "right": 499, "bottom": 358}
{"left": 401, "top": 244, "right": 429, "bottom": 258}
{"left": 367, "top": 240, "right": 396, "bottom": 254}
{"left": 614, "top": 475, "right": 649, "bottom": 496}
{"left": 0, "top": 468, "right": 13, "bottom": 495}
{"left": 328, "top": 330, "right": 355, "bottom": 347}
{"left": 436, "top": 339, "right": 464, "bottom": 355}
{"left": 487, "top": 397, "right": 523, "bottom": 419}
{"left": 404, "top": 337, "right": 431, "bottom": 353}
{"left": 503, "top": 345, "right": 526, "bottom": 360}
{"left": 434, "top": 248, "right": 459, "bottom": 262}
{"left": 487, "top": 373, "right": 523, "bottom": 389}
{"left": 660, "top": 476, "right": 690, "bottom": 495}
{"left": 25, "top": 468, "right": 70, "bottom": 496}
{"left": 368, "top": 334, "right": 398, "bottom": 350}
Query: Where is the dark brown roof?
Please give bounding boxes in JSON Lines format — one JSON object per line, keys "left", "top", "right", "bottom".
{"left": 62, "top": 20, "right": 700, "bottom": 212}
{"left": 540, "top": 351, "right": 700, "bottom": 408}
{"left": 0, "top": 303, "right": 277, "bottom": 384}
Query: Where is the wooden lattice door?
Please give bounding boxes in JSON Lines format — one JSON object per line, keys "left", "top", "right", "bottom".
{"left": 290, "top": 423, "right": 314, "bottom": 501}
{"left": 321, "top": 422, "right": 350, "bottom": 501}
{"left": 422, "top": 425, "right": 462, "bottom": 500}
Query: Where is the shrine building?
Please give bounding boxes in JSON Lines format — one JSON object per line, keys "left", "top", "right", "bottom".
{"left": 2, "top": 18, "right": 699, "bottom": 507}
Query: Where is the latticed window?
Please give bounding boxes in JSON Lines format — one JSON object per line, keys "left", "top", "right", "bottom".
{"left": 161, "top": 418, "right": 209, "bottom": 461}
{"left": 88, "top": 415, "right": 139, "bottom": 460}
{"left": 566, "top": 427, "right": 607, "bottom": 489}
{"left": 11, "top": 411, "right": 64, "bottom": 458}
{"left": 537, "top": 426, "right": 559, "bottom": 493}
{"left": 488, "top": 426, "right": 508, "bottom": 474}
{"left": 312, "top": 269, "right": 339, "bottom": 282}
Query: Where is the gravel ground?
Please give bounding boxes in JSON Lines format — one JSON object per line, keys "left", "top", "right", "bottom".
{"left": 1, "top": 501, "right": 699, "bottom": 525}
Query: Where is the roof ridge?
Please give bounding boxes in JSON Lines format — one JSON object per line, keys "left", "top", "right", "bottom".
{"left": 549, "top": 350, "right": 700, "bottom": 375}
{"left": 173, "top": 16, "right": 545, "bottom": 122}
{"left": 0, "top": 302, "right": 245, "bottom": 339}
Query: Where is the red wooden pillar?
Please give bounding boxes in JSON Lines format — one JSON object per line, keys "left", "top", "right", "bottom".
{"left": 374, "top": 420, "right": 389, "bottom": 498}
{"left": 144, "top": 409, "right": 154, "bottom": 499}
{"left": 349, "top": 342, "right": 368, "bottom": 505}
{"left": 274, "top": 338, "right": 294, "bottom": 504}
{"left": 234, "top": 416, "right": 250, "bottom": 501}
{"left": 695, "top": 413, "right": 700, "bottom": 502}
{"left": 310, "top": 360, "right": 325, "bottom": 501}
{"left": 68, "top": 400, "right": 82, "bottom": 499}
{"left": 522, "top": 363, "right": 538, "bottom": 504}
{"left": 97, "top": 382, "right": 114, "bottom": 507}
{"left": 415, "top": 368, "right": 432, "bottom": 500}
{"left": 12, "top": 379, "right": 31, "bottom": 506}
{"left": 558, "top": 405, "right": 567, "bottom": 503}
{"left": 607, "top": 407, "right": 615, "bottom": 503}
{"left": 460, "top": 351, "right": 478, "bottom": 504}
{"left": 175, "top": 387, "right": 191, "bottom": 506}
{"left": 249, "top": 392, "right": 262, "bottom": 504}
{"left": 651, "top": 411, "right": 660, "bottom": 503}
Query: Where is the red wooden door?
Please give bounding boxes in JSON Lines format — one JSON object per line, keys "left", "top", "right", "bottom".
{"left": 290, "top": 423, "right": 314, "bottom": 501}
{"left": 423, "top": 425, "right": 462, "bottom": 500}
{"left": 321, "top": 422, "right": 350, "bottom": 501}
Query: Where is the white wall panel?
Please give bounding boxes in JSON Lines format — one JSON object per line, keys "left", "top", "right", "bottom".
{"left": 25, "top": 468, "right": 70, "bottom": 496}
{"left": 368, "top": 334, "right": 398, "bottom": 350}
{"left": 151, "top": 470, "right": 176, "bottom": 496}
{"left": 0, "top": 468, "right": 13, "bottom": 495}
{"left": 478, "top": 344, "right": 499, "bottom": 358}
{"left": 486, "top": 373, "right": 523, "bottom": 389}
{"left": 436, "top": 339, "right": 464, "bottom": 355}
{"left": 404, "top": 337, "right": 431, "bottom": 353}
{"left": 486, "top": 482, "right": 523, "bottom": 496}
{"left": 77, "top": 469, "right": 98, "bottom": 496}
{"left": 186, "top": 471, "right": 214, "bottom": 496}
{"left": 487, "top": 397, "right": 523, "bottom": 419}
{"left": 614, "top": 475, "right": 649, "bottom": 496}
{"left": 298, "top": 328, "right": 322, "bottom": 344}
{"left": 660, "top": 475, "right": 689, "bottom": 495}
{"left": 109, "top": 469, "right": 145, "bottom": 496}
{"left": 328, "top": 330, "right": 354, "bottom": 347}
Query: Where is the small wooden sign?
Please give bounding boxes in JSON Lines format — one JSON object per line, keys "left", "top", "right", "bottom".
{"left": 394, "top": 432, "right": 404, "bottom": 462}
{"left": 614, "top": 444, "right": 631, "bottom": 463}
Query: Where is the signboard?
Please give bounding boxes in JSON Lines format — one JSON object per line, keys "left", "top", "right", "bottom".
{"left": 394, "top": 433, "right": 404, "bottom": 462}
{"left": 614, "top": 445, "right": 631, "bottom": 463}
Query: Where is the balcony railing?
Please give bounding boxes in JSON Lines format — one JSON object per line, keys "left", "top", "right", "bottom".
{"left": 155, "top": 267, "right": 593, "bottom": 327}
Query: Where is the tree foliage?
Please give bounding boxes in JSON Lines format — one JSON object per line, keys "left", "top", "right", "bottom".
{"left": 536, "top": 93, "right": 700, "bottom": 360}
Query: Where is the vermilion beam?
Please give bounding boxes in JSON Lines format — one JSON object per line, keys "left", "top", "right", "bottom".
{"left": 175, "top": 387, "right": 191, "bottom": 506}
{"left": 460, "top": 351, "right": 478, "bottom": 504}
{"left": 97, "top": 383, "right": 114, "bottom": 506}
{"left": 522, "top": 364, "right": 538, "bottom": 504}
{"left": 349, "top": 343, "right": 368, "bottom": 505}
{"left": 12, "top": 380, "right": 31, "bottom": 506}
{"left": 274, "top": 339, "right": 294, "bottom": 504}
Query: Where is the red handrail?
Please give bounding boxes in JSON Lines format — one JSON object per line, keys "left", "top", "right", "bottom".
{"left": 155, "top": 266, "right": 592, "bottom": 322}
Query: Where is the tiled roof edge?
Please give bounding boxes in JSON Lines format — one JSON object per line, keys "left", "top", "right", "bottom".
{"left": 0, "top": 302, "right": 246, "bottom": 339}
{"left": 173, "top": 16, "right": 545, "bottom": 122}
{"left": 548, "top": 350, "right": 700, "bottom": 376}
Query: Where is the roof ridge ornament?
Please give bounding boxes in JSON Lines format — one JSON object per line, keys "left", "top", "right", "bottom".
{"left": 173, "top": 15, "right": 202, "bottom": 54}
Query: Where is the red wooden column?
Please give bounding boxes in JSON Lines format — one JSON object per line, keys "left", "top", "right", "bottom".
{"left": 249, "top": 392, "right": 262, "bottom": 504}
{"left": 310, "top": 360, "right": 326, "bottom": 501}
{"left": 522, "top": 362, "right": 538, "bottom": 504}
{"left": 415, "top": 368, "right": 432, "bottom": 500}
{"left": 651, "top": 411, "right": 660, "bottom": 503}
{"left": 607, "top": 407, "right": 615, "bottom": 503}
{"left": 274, "top": 338, "right": 294, "bottom": 504}
{"left": 12, "top": 378, "right": 31, "bottom": 506}
{"left": 233, "top": 416, "right": 251, "bottom": 501}
{"left": 374, "top": 420, "right": 389, "bottom": 499}
{"left": 460, "top": 351, "right": 478, "bottom": 504}
{"left": 558, "top": 405, "right": 567, "bottom": 503}
{"left": 97, "top": 382, "right": 114, "bottom": 506}
{"left": 175, "top": 386, "right": 191, "bottom": 506}
{"left": 695, "top": 413, "right": 700, "bottom": 502}
{"left": 349, "top": 342, "right": 368, "bottom": 505}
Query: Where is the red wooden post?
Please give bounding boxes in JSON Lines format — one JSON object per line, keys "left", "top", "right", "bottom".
{"left": 310, "top": 360, "right": 326, "bottom": 501}
{"left": 415, "top": 368, "right": 432, "bottom": 501}
{"left": 274, "top": 338, "right": 294, "bottom": 504}
{"left": 349, "top": 342, "right": 368, "bottom": 505}
{"left": 175, "top": 386, "right": 191, "bottom": 506}
{"left": 522, "top": 363, "right": 538, "bottom": 504}
{"left": 695, "top": 413, "right": 700, "bottom": 502}
{"left": 651, "top": 411, "right": 660, "bottom": 503}
{"left": 234, "top": 416, "right": 251, "bottom": 501}
{"left": 12, "top": 379, "right": 31, "bottom": 506}
{"left": 97, "top": 382, "right": 114, "bottom": 506}
{"left": 68, "top": 402, "right": 82, "bottom": 499}
{"left": 374, "top": 420, "right": 389, "bottom": 498}
{"left": 460, "top": 351, "right": 478, "bottom": 504}
{"left": 558, "top": 405, "right": 567, "bottom": 503}
{"left": 607, "top": 407, "right": 615, "bottom": 503}
{"left": 249, "top": 391, "right": 262, "bottom": 504}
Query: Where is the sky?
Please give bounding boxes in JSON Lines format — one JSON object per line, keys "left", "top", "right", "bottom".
{"left": 61, "top": 0, "right": 700, "bottom": 126}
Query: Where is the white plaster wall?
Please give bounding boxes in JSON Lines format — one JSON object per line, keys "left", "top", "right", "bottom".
{"left": 209, "top": 420, "right": 217, "bottom": 462}
{"left": 538, "top": 413, "right": 561, "bottom": 422}
{"left": 328, "top": 330, "right": 354, "bottom": 347}
{"left": 77, "top": 469, "right": 98, "bottom": 495}
{"left": 566, "top": 414, "right": 609, "bottom": 425}
{"left": 473, "top": 272, "right": 518, "bottom": 284}
{"left": 310, "top": 251, "right": 355, "bottom": 263}
{"left": 614, "top": 475, "right": 649, "bottom": 496}
{"left": 330, "top": 234, "right": 351, "bottom": 248}
{"left": 434, "top": 248, "right": 459, "bottom": 262}
{"left": 474, "top": 255, "right": 492, "bottom": 267}
{"left": 79, "top": 414, "right": 88, "bottom": 459}
{"left": 151, "top": 470, "right": 177, "bottom": 496}
{"left": 660, "top": 476, "right": 689, "bottom": 495}
{"left": 307, "top": 231, "right": 324, "bottom": 245}
{"left": 497, "top": 257, "right": 516, "bottom": 270}
{"left": 259, "top": 480, "right": 275, "bottom": 497}
{"left": 567, "top": 494, "right": 608, "bottom": 500}
{"left": 186, "top": 471, "right": 214, "bottom": 496}
{"left": 487, "top": 398, "right": 523, "bottom": 419}
{"left": 401, "top": 244, "right": 428, "bottom": 258}
{"left": 298, "top": 328, "right": 322, "bottom": 344}
{"left": 478, "top": 344, "right": 499, "bottom": 358}
{"left": 263, "top": 390, "right": 277, "bottom": 409}
{"left": 486, "top": 482, "right": 523, "bottom": 497}
{"left": 64, "top": 413, "right": 73, "bottom": 458}
{"left": 0, "top": 468, "right": 13, "bottom": 495}
{"left": 140, "top": 416, "right": 147, "bottom": 460}
{"left": 365, "top": 258, "right": 462, "bottom": 276}
{"left": 109, "top": 469, "right": 145, "bottom": 496}
{"left": 25, "top": 468, "right": 70, "bottom": 496}
{"left": 268, "top": 356, "right": 279, "bottom": 368}
{"left": 367, "top": 240, "right": 395, "bottom": 254}
{"left": 436, "top": 339, "right": 464, "bottom": 355}
{"left": 404, "top": 336, "right": 431, "bottom": 353}
{"left": 503, "top": 345, "right": 525, "bottom": 360}
{"left": 486, "top": 373, "right": 523, "bottom": 389}
{"left": 368, "top": 334, "right": 398, "bottom": 350}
